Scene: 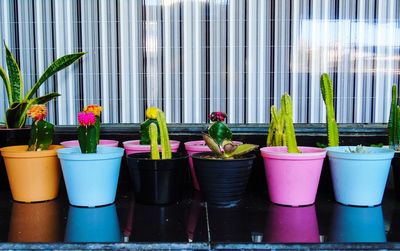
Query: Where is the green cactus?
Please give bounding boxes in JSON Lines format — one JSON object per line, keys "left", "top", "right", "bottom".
{"left": 267, "top": 106, "right": 285, "bottom": 147}
{"left": 78, "top": 125, "right": 97, "bottom": 153}
{"left": 320, "top": 73, "right": 339, "bottom": 147}
{"left": 157, "top": 110, "right": 172, "bottom": 159}
{"left": 208, "top": 122, "right": 232, "bottom": 145}
{"left": 95, "top": 116, "right": 100, "bottom": 145}
{"left": 140, "top": 118, "right": 159, "bottom": 145}
{"left": 203, "top": 134, "right": 258, "bottom": 160}
{"left": 149, "top": 123, "right": 160, "bottom": 160}
{"left": 281, "top": 93, "right": 300, "bottom": 153}
{"left": 389, "top": 84, "right": 400, "bottom": 150}
{"left": 27, "top": 120, "right": 54, "bottom": 151}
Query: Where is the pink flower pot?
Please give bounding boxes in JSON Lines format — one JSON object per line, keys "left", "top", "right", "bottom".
{"left": 122, "top": 140, "right": 180, "bottom": 156}
{"left": 260, "top": 146, "right": 326, "bottom": 206}
{"left": 60, "top": 139, "right": 119, "bottom": 148}
{"left": 184, "top": 140, "right": 242, "bottom": 191}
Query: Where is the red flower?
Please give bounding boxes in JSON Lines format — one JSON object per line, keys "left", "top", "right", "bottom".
{"left": 209, "top": 112, "right": 227, "bottom": 122}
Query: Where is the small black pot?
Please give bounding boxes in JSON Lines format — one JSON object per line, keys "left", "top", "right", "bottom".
{"left": 392, "top": 152, "right": 400, "bottom": 201}
{"left": 192, "top": 152, "right": 255, "bottom": 208}
{"left": 0, "top": 127, "right": 31, "bottom": 190}
{"left": 127, "top": 152, "right": 188, "bottom": 205}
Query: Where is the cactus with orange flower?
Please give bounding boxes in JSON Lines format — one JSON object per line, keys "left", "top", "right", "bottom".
{"left": 27, "top": 105, "right": 54, "bottom": 151}
{"left": 83, "top": 104, "right": 102, "bottom": 144}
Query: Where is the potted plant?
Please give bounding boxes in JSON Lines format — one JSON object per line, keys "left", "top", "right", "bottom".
{"left": 126, "top": 108, "right": 188, "bottom": 205}
{"left": 388, "top": 84, "right": 400, "bottom": 201}
{"left": 260, "top": 93, "right": 327, "bottom": 207}
{"left": 60, "top": 105, "right": 119, "bottom": 148}
{"left": 184, "top": 112, "right": 242, "bottom": 191}
{"left": 123, "top": 107, "right": 180, "bottom": 155}
{"left": 57, "top": 108, "right": 124, "bottom": 207}
{"left": 0, "top": 42, "right": 85, "bottom": 188}
{"left": 0, "top": 105, "right": 63, "bottom": 202}
{"left": 191, "top": 125, "right": 258, "bottom": 207}
{"left": 321, "top": 74, "right": 394, "bottom": 206}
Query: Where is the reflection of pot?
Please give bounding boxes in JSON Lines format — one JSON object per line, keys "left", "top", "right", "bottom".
{"left": 65, "top": 204, "right": 121, "bottom": 242}
{"left": 8, "top": 200, "right": 62, "bottom": 242}
{"left": 329, "top": 204, "right": 386, "bottom": 242}
{"left": 264, "top": 204, "right": 319, "bottom": 243}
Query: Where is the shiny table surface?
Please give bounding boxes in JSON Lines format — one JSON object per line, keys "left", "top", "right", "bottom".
{"left": 0, "top": 186, "right": 399, "bottom": 250}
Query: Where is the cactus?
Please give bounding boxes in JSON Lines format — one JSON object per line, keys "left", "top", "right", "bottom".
{"left": 77, "top": 112, "right": 97, "bottom": 153}
{"left": 320, "top": 73, "right": 339, "bottom": 147}
{"left": 267, "top": 93, "right": 300, "bottom": 153}
{"left": 203, "top": 134, "right": 258, "bottom": 160}
{"left": 149, "top": 123, "right": 160, "bottom": 160}
{"left": 389, "top": 84, "right": 400, "bottom": 150}
{"left": 208, "top": 112, "right": 232, "bottom": 145}
{"left": 27, "top": 105, "right": 54, "bottom": 151}
{"left": 83, "top": 105, "right": 102, "bottom": 144}
{"left": 157, "top": 109, "right": 172, "bottom": 159}
{"left": 140, "top": 107, "right": 160, "bottom": 145}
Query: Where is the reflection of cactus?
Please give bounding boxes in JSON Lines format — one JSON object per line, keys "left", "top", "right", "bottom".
{"left": 320, "top": 73, "right": 339, "bottom": 147}
{"left": 149, "top": 123, "right": 160, "bottom": 160}
{"left": 267, "top": 93, "right": 300, "bottom": 153}
{"left": 389, "top": 85, "right": 400, "bottom": 150}
{"left": 208, "top": 112, "right": 232, "bottom": 145}
{"left": 78, "top": 112, "right": 97, "bottom": 154}
{"left": 27, "top": 105, "right": 54, "bottom": 151}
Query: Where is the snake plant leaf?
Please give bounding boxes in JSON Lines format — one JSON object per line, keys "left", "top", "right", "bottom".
{"left": 0, "top": 65, "right": 12, "bottom": 105}
{"left": 30, "top": 92, "right": 61, "bottom": 105}
{"left": 5, "top": 101, "right": 29, "bottom": 128}
{"left": 4, "top": 42, "right": 22, "bottom": 102}
{"left": 24, "top": 52, "right": 86, "bottom": 100}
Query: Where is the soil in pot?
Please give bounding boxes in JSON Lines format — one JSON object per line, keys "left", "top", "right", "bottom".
{"left": 192, "top": 152, "right": 255, "bottom": 208}
{"left": 127, "top": 152, "right": 188, "bottom": 205}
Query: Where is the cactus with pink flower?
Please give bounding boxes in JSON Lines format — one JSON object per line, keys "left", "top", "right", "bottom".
{"left": 78, "top": 110, "right": 98, "bottom": 154}
{"left": 27, "top": 104, "right": 54, "bottom": 151}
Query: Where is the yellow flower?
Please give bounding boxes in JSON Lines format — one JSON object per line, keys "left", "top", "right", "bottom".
{"left": 27, "top": 105, "right": 47, "bottom": 121}
{"left": 146, "top": 107, "right": 159, "bottom": 119}
{"left": 84, "top": 104, "right": 102, "bottom": 117}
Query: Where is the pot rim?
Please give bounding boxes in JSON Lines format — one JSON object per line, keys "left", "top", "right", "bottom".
{"left": 191, "top": 152, "right": 256, "bottom": 161}
{"left": 326, "top": 146, "right": 394, "bottom": 160}
{"left": 260, "top": 146, "right": 326, "bottom": 160}
{"left": 0, "top": 145, "right": 63, "bottom": 158}
{"left": 57, "top": 146, "right": 124, "bottom": 161}
{"left": 127, "top": 152, "right": 188, "bottom": 161}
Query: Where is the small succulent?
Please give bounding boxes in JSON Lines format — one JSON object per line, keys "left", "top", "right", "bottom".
{"left": 345, "top": 145, "right": 369, "bottom": 154}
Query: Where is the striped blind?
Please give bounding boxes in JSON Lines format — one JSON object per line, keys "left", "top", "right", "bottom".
{"left": 0, "top": 0, "right": 399, "bottom": 125}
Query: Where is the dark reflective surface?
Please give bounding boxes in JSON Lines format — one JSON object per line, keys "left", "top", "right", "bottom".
{"left": 0, "top": 186, "right": 398, "bottom": 245}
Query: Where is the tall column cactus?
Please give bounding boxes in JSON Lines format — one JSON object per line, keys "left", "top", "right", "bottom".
{"left": 78, "top": 112, "right": 97, "bottom": 154}
{"left": 149, "top": 123, "right": 160, "bottom": 160}
{"left": 281, "top": 93, "right": 300, "bottom": 153}
{"left": 320, "top": 73, "right": 339, "bottom": 147}
{"left": 147, "top": 108, "right": 171, "bottom": 160}
{"left": 389, "top": 84, "right": 400, "bottom": 150}
{"left": 27, "top": 105, "right": 54, "bottom": 151}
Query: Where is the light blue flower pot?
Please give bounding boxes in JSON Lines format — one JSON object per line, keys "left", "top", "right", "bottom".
{"left": 327, "top": 146, "right": 394, "bottom": 206}
{"left": 65, "top": 204, "right": 121, "bottom": 242}
{"left": 329, "top": 204, "right": 386, "bottom": 242}
{"left": 57, "top": 146, "right": 124, "bottom": 207}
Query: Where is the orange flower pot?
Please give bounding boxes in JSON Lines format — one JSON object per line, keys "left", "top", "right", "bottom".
{"left": 0, "top": 145, "right": 63, "bottom": 202}
{"left": 8, "top": 200, "right": 62, "bottom": 242}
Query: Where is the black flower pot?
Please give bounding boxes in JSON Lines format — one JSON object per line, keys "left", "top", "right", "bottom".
{"left": 192, "top": 152, "right": 255, "bottom": 208}
{"left": 0, "top": 127, "right": 31, "bottom": 190}
{"left": 392, "top": 152, "right": 400, "bottom": 201}
{"left": 127, "top": 152, "right": 188, "bottom": 205}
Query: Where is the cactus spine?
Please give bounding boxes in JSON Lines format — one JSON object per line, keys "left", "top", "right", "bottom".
{"left": 149, "top": 123, "right": 160, "bottom": 159}
{"left": 267, "top": 93, "right": 300, "bottom": 153}
{"left": 389, "top": 84, "right": 400, "bottom": 150}
{"left": 320, "top": 73, "right": 339, "bottom": 147}
{"left": 28, "top": 120, "right": 54, "bottom": 151}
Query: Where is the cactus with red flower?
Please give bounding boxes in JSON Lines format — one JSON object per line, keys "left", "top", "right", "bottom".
{"left": 78, "top": 111, "right": 98, "bottom": 153}
{"left": 208, "top": 112, "right": 232, "bottom": 145}
{"left": 27, "top": 105, "right": 54, "bottom": 151}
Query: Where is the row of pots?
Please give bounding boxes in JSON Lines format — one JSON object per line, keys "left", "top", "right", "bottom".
{"left": 0, "top": 137, "right": 396, "bottom": 208}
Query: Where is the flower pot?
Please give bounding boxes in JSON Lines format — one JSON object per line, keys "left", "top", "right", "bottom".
{"left": 123, "top": 140, "right": 180, "bottom": 156}
{"left": 60, "top": 139, "right": 119, "bottom": 148}
{"left": 57, "top": 146, "right": 124, "bottom": 207}
{"left": 8, "top": 200, "right": 62, "bottom": 242}
{"left": 126, "top": 152, "right": 188, "bottom": 205}
{"left": 329, "top": 204, "right": 386, "bottom": 242}
{"left": 326, "top": 146, "right": 394, "bottom": 206}
{"left": 264, "top": 204, "right": 319, "bottom": 243}
{"left": 184, "top": 140, "right": 242, "bottom": 191}
{"left": 260, "top": 146, "right": 326, "bottom": 206}
{"left": 192, "top": 152, "right": 255, "bottom": 208}
{"left": 0, "top": 145, "right": 63, "bottom": 202}
{"left": 65, "top": 204, "right": 121, "bottom": 242}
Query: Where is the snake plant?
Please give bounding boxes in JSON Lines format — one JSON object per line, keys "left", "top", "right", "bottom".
{"left": 0, "top": 42, "right": 85, "bottom": 128}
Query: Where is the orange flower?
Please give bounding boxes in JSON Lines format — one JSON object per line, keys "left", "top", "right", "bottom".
{"left": 27, "top": 105, "right": 48, "bottom": 121}
{"left": 83, "top": 104, "right": 102, "bottom": 117}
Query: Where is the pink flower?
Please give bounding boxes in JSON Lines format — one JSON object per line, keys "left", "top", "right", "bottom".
{"left": 78, "top": 112, "right": 96, "bottom": 126}
{"left": 209, "top": 112, "right": 227, "bottom": 122}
